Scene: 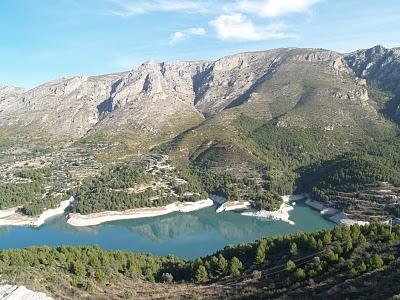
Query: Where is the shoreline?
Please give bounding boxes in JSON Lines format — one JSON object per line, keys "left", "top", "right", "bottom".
{"left": 303, "top": 196, "right": 370, "bottom": 226}
{"left": 0, "top": 192, "right": 365, "bottom": 228}
{"left": 216, "top": 200, "right": 252, "bottom": 213}
{"left": 216, "top": 194, "right": 307, "bottom": 225}
{"left": 240, "top": 195, "right": 304, "bottom": 225}
{"left": 67, "top": 199, "right": 214, "bottom": 227}
{"left": 0, "top": 197, "right": 74, "bottom": 227}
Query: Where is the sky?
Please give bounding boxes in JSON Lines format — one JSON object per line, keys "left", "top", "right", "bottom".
{"left": 1, "top": 0, "right": 400, "bottom": 88}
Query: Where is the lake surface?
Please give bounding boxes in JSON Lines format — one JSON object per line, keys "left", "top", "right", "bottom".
{"left": 0, "top": 203, "right": 334, "bottom": 259}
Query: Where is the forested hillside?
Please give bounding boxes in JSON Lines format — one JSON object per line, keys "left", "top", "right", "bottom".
{"left": 70, "top": 157, "right": 282, "bottom": 214}
{"left": 0, "top": 168, "right": 66, "bottom": 215}
{"left": 0, "top": 223, "right": 398, "bottom": 299}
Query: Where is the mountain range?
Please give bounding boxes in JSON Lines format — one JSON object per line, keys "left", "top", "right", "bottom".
{"left": 1, "top": 45, "right": 399, "bottom": 144}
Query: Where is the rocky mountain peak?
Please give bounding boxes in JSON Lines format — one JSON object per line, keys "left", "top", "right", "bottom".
{"left": 0, "top": 84, "right": 25, "bottom": 97}
{"left": 0, "top": 46, "right": 398, "bottom": 140}
{"left": 345, "top": 45, "right": 400, "bottom": 121}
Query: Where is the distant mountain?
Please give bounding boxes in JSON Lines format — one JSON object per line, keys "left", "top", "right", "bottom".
{"left": 1, "top": 46, "right": 398, "bottom": 143}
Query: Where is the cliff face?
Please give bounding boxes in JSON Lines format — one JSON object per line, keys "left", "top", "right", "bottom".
{"left": 0, "top": 46, "right": 397, "bottom": 141}
{"left": 345, "top": 45, "right": 400, "bottom": 120}
{"left": 0, "top": 74, "right": 123, "bottom": 138}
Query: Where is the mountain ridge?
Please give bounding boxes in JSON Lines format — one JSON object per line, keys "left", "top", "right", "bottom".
{"left": 0, "top": 45, "right": 398, "bottom": 150}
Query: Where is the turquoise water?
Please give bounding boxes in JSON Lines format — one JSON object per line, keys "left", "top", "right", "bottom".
{"left": 0, "top": 203, "right": 333, "bottom": 259}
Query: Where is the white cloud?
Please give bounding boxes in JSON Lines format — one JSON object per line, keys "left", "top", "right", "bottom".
{"left": 109, "top": 0, "right": 211, "bottom": 17}
{"left": 235, "top": 0, "right": 322, "bottom": 18}
{"left": 170, "top": 27, "right": 206, "bottom": 44}
{"left": 109, "top": 0, "right": 322, "bottom": 18}
{"left": 171, "top": 32, "right": 186, "bottom": 44}
{"left": 210, "top": 14, "right": 296, "bottom": 41}
{"left": 107, "top": 0, "right": 321, "bottom": 43}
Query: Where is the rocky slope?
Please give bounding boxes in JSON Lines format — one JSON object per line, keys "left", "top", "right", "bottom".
{"left": 345, "top": 45, "right": 400, "bottom": 120}
{"left": 0, "top": 74, "right": 124, "bottom": 139}
{"left": 0, "top": 46, "right": 398, "bottom": 143}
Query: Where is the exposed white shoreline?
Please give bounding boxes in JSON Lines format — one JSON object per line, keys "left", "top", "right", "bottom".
{"left": 240, "top": 195, "right": 306, "bottom": 225}
{"left": 67, "top": 199, "right": 214, "bottom": 227}
{"left": 216, "top": 194, "right": 307, "bottom": 225}
{"left": 303, "top": 196, "right": 370, "bottom": 226}
{"left": 216, "top": 201, "right": 252, "bottom": 213}
{"left": 0, "top": 197, "right": 74, "bottom": 227}
{"left": 0, "top": 192, "right": 369, "bottom": 229}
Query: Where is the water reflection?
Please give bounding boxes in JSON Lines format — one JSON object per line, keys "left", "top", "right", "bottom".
{"left": 0, "top": 203, "right": 334, "bottom": 259}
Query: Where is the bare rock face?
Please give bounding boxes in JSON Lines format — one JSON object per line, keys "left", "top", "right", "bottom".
{"left": 291, "top": 49, "right": 347, "bottom": 73}
{"left": 0, "top": 84, "right": 25, "bottom": 112}
{"left": 329, "top": 88, "right": 369, "bottom": 102}
{"left": 345, "top": 45, "right": 400, "bottom": 122}
{"left": 92, "top": 61, "right": 208, "bottom": 136}
{"left": 0, "top": 74, "right": 123, "bottom": 138}
{"left": 345, "top": 45, "right": 400, "bottom": 97}
{"left": 194, "top": 50, "right": 284, "bottom": 115}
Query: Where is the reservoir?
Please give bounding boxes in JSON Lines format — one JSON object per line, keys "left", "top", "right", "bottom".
{"left": 0, "top": 203, "right": 333, "bottom": 259}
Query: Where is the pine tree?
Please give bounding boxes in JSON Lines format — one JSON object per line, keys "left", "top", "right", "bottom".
{"left": 195, "top": 265, "right": 208, "bottom": 283}
{"left": 323, "top": 232, "right": 332, "bottom": 245}
{"left": 71, "top": 260, "right": 86, "bottom": 277}
{"left": 370, "top": 254, "right": 384, "bottom": 268}
{"left": 309, "top": 236, "right": 317, "bottom": 249}
{"left": 255, "top": 241, "right": 267, "bottom": 264}
{"left": 290, "top": 242, "right": 298, "bottom": 255}
{"left": 359, "top": 262, "right": 367, "bottom": 273}
{"left": 286, "top": 260, "right": 296, "bottom": 271}
{"left": 216, "top": 254, "right": 228, "bottom": 275}
{"left": 229, "top": 257, "right": 243, "bottom": 277}
{"left": 294, "top": 268, "right": 306, "bottom": 279}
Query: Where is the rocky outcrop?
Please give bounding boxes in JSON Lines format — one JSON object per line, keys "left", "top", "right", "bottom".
{"left": 0, "top": 284, "right": 53, "bottom": 300}
{"left": 345, "top": 45, "right": 400, "bottom": 120}
{"left": 329, "top": 88, "right": 369, "bottom": 102}
{"left": 291, "top": 49, "right": 347, "bottom": 73}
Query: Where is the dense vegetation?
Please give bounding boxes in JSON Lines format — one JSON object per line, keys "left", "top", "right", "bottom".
{"left": 233, "top": 113, "right": 400, "bottom": 218}
{"left": 177, "top": 166, "right": 282, "bottom": 210}
{"left": 0, "top": 168, "right": 62, "bottom": 215}
{"left": 233, "top": 114, "right": 349, "bottom": 195}
{"left": 70, "top": 161, "right": 282, "bottom": 214}
{"left": 1, "top": 224, "right": 398, "bottom": 298}
{"left": 300, "top": 153, "right": 400, "bottom": 204}
{"left": 70, "top": 163, "right": 184, "bottom": 214}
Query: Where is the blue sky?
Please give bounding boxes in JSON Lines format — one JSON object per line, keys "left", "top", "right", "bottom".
{"left": 1, "top": 0, "right": 400, "bottom": 88}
